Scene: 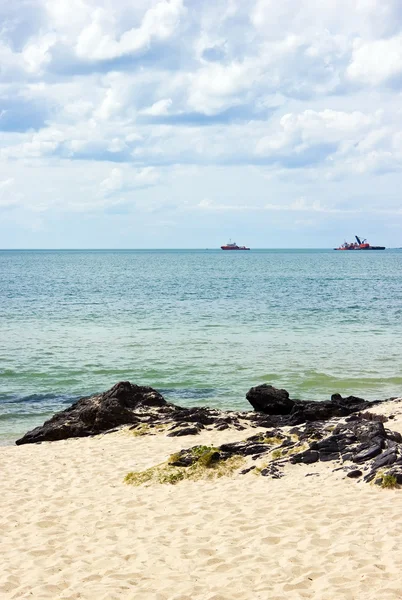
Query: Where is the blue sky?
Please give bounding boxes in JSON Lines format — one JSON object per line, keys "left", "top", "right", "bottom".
{"left": 1, "top": 0, "right": 402, "bottom": 248}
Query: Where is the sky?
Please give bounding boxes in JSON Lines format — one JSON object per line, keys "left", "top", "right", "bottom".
{"left": 1, "top": 0, "right": 402, "bottom": 248}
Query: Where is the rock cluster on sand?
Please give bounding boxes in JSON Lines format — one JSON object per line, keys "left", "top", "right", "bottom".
{"left": 15, "top": 381, "right": 402, "bottom": 486}
{"left": 212, "top": 416, "right": 402, "bottom": 485}
{"left": 246, "top": 383, "right": 373, "bottom": 421}
{"left": 16, "top": 382, "right": 377, "bottom": 445}
{"left": 16, "top": 382, "right": 167, "bottom": 444}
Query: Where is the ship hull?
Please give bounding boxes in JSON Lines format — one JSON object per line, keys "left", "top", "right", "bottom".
{"left": 334, "top": 247, "right": 385, "bottom": 251}
{"left": 221, "top": 246, "right": 250, "bottom": 250}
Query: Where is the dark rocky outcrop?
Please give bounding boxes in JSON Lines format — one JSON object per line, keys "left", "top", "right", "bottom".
{"left": 246, "top": 385, "right": 295, "bottom": 414}
{"left": 15, "top": 382, "right": 167, "bottom": 445}
{"left": 15, "top": 382, "right": 259, "bottom": 445}
{"left": 15, "top": 381, "right": 391, "bottom": 448}
{"left": 166, "top": 411, "right": 402, "bottom": 486}
{"left": 167, "top": 424, "right": 204, "bottom": 437}
{"left": 285, "top": 416, "right": 402, "bottom": 485}
{"left": 289, "top": 419, "right": 389, "bottom": 466}
{"left": 246, "top": 385, "right": 375, "bottom": 425}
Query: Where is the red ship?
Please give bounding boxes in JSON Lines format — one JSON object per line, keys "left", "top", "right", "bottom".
{"left": 334, "top": 236, "right": 385, "bottom": 250}
{"left": 221, "top": 240, "right": 250, "bottom": 250}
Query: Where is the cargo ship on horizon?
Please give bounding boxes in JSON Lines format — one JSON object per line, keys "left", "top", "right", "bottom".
{"left": 221, "top": 240, "right": 250, "bottom": 250}
{"left": 334, "top": 236, "right": 385, "bottom": 250}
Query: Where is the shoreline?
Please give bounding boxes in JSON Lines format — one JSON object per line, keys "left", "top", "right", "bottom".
{"left": 0, "top": 388, "right": 398, "bottom": 448}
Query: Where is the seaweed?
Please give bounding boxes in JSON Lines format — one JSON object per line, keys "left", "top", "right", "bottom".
{"left": 381, "top": 474, "right": 398, "bottom": 489}
{"left": 125, "top": 445, "right": 244, "bottom": 486}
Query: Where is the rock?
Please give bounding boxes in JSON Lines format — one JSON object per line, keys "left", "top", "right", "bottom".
{"left": 363, "top": 471, "right": 377, "bottom": 483}
{"left": 319, "top": 452, "right": 340, "bottom": 462}
{"left": 351, "top": 420, "right": 386, "bottom": 444}
{"left": 167, "top": 426, "right": 202, "bottom": 437}
{"left": 331, "top": 393, "right": 368, "bottom": 410}
{"left": 345, "top": 414, "right": 360, "bottom": 422}
{"left": 387, "top": 468, "right": 402, "bottom": 485}
{"left": 219, "top": 441, "right": 270, "bottom": 457}
{"left": 169, "top": 453, "right": 195, "bottom": 467}
{"left": 371, "top": 448, "right": 397, "bottom": 469}
{"left": 170, "top": 407, "right": 217, "bottom": 426}
{"left": 214, "top": 419, "right": 230, "bottom": 430}
{"left": 353, "top": 444, "right": 382, "bottom": 463}
{"left": 289, "top": 405, "right": 330, "bottom": 423}
{"left": 336, "top": 434, "right": 358, "bottom": 452}
{"left": 310, "top": 435, "right": 341, "bottom": 462}
{"left": 15, "top": 382, "right": 166, "bottom": 445}
{"left": 334, "top": 420, "right": 386, "bottom": 450}
{"left": 240, "top": 466, "right": 256, "bottom": 475}
{"left": 168, "top": 446, "right": 221, "bottom": 468}
{"left": 285, "top": 411, "right": 402, "bottom": 480}
{"left": 250, "top": 415, "right": 275, "bottom": 428}
{"left": 290, "top": 449, "right": 319, "bottom": 465}
{"left": 347, "top": 470, "right": 363, "bottom": 478}
{"left": 294, "top": 424, "right": 325, "bottom": 442}
{"left": 246, "top": 385, "right": 295, "bottom": 415}
{"left": 341, "top": 452, "right": 353, "bottom": 462}
{"left": 314, "top": 436, "right": 339, "bottom": 453}
{"left": 298, "top": 394, "right": 371, "bottom": 422}
{"left": 357, "top": 411, "right": 388, "bottom": 423}
{"left": 260, "top": 464, "right": 283, "bottom": 478}
{"left": 385, "top": 429, "right": 402, "bottom": 443}
{"left": 246, "top": 387, "right": 374, "bottom": 425}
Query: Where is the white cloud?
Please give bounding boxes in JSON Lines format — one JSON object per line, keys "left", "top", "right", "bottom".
{"left": 251, "top": 0, "right": 402, "bottom": 39}
{"left": 100, "top": 165, "right": 160, "bottom": 198}
{"left": 75, "top": 0, "right": 185, "bottom": 61}
{"left": 100, "top": 167, "right": 124, "bottom": 194}
{"left": 188, "top": 60, "right": 258, "bottom": 114}
{"left": 1, "top": 129, "right": 65, "bottom": 159}
{"left": 347, "top": 35, "right": 402, "bottom": 85}
{"left": 135, "top": 166, "right": 160, "bottom": 184}
{"left": 44, "top": 0, "right": 92, "bottom": 32}
{"left": 22, "top": 33, "right": 57, "bottom": 74}
{"left": 281, "top": 108, "right": 377, "bottom": 141}
{"left": 255, "top": 108, "right": 387, "bottom": 174}
{"left": 141, "top": 98, "right": 172, "bottom": 115}
{"left": 95, "top": 87, "right": 125, "bottom": 120}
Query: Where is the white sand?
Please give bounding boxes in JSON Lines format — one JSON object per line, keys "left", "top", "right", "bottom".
{"left": 2, "top": 401, "right": 402, "bottom": 600}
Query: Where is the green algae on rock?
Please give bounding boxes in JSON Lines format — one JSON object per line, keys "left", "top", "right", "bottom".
{"left": 124, "top": 445, "right": 245, "bottom": 486}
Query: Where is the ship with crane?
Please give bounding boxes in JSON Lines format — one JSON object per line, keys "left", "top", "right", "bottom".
{"left": 334, "top": 236, "right": 385, "bottom": 250}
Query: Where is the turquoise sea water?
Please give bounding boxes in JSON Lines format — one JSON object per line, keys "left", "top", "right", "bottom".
{"left": 1, "top": 249, "right": 402, "bottom": 444}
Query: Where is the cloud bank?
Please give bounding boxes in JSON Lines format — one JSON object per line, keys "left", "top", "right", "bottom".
{"left": 0, "top": 0, "right": 401, "bottom": 247}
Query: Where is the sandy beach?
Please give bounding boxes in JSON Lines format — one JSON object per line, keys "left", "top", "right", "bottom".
{"left": 2, "top": 400, "right": 402, "bottom": 600}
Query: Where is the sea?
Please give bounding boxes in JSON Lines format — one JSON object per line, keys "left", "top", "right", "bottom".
{"left": 1, "top": 248, "right": 402, "bottom": 444}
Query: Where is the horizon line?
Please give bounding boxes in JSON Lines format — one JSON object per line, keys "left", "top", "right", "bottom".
{"left": 0, "top": 246, "right": 342, "bottom": 251}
